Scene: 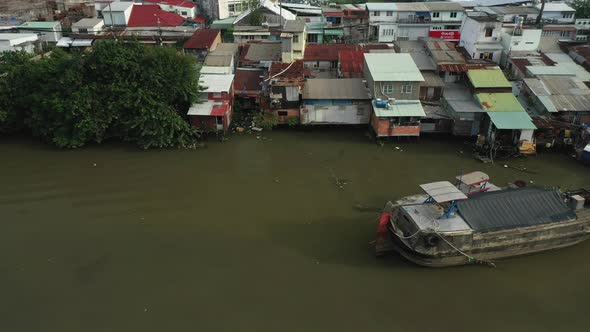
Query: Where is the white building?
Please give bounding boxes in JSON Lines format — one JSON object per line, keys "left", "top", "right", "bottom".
{"left": 71, "top": 18, "right": 105, "bottom": 34}
{"left": 366, "top": 2, "right": 465, "bottom": 42}
{"left": 535, "top": 2, "right": 575, "bottom": 24}
{"left": 459, "top": 13, "right": 503, "bottom": 63}
{"left": 0, "top": 33, "right": 38, "bottom": 53}
{"left": 18, "top": 21, "right": 62, "bottom": 43}
{"left": 202, "top": 0, "right": 246, "bottom": 20}
{"left": 146, "top": 1, "right": 198, "bottom": 19}
{"left": 426, "top": 2, "right": 464, "bottom": 41}
{"left": 500, "top": 25, "right": 542, "bottom": 66}
{"left": 100, "top": 1, "right": 134, "bottom": 26}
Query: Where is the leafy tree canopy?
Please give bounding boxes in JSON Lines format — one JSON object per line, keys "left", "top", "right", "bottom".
{"left": 572, "top": 0, "right": 590, "bottom": 19}
{"left": 0, "top": 41, "right": 201, "bottom": 149}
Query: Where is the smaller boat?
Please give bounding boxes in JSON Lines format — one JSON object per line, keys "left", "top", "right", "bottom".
{"left": 376, "top": 173, "right": 590, "bottom": 267}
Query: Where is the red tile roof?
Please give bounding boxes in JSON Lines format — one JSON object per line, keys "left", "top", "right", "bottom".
{"left": 339, "top": 49, "right": 364, "bottom": 75}
{"left": 153, "top": 0, "right": 197, "bottom": 8}
{"left": 183, "top": 29, "right": 220, "bottom": 49}
{"left": 304, "top": 44, "right": 357, "bottom": 61}
{"left": 234, "top": 69, "right": 264, "bottom": 94}
{"left": 189, "top": 15, "right": 206, "bottom": 24}
{"left": 127, "top": 5, "right": 186, "bottom": 27}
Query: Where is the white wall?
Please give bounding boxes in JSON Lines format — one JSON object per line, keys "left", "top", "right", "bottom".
{"left": 378, "top": 23, "right": 397, "bottom": 42}
{"left": 301, "top": 104, "right": 371, "bottom": 125}
{"left": 501, "top": 29, "right": 542, "bottom": 52}
{"left": 158, "top": 4, "right": 197, "bottom": 18}
{"left": 460, "top": 17, "right": 502, "bottom": 60}
{"left": 430, "top": 10, "right": 464, "bottom": 23}
{"left": 103, "top": 6, "right": 133, "bottom": 26}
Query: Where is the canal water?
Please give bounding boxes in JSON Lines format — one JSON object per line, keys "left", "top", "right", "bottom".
{"left": 1, "top": 129, "right": 589, "bottom": 332}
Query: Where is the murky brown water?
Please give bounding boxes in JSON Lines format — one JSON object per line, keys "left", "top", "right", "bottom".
{"left": 1, "top": 129, "right": 589, "bottom": 332}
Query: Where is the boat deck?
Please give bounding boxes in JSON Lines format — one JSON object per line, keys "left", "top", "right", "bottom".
{"left": 401, "top": 204, "right": 472, "bottom": 233}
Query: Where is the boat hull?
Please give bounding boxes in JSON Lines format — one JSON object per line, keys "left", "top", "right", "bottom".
{"left": 382, "top": 208, "right": 590, "bottom": 267}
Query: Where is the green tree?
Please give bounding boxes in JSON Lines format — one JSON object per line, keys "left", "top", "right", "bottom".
{"left": 0, "top": 41, "right": 201, "bottom": 149}
{"left": 572, "top": 0, "right": 590, "bottom": 18}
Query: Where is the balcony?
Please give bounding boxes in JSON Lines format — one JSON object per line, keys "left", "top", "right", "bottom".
{"left": 398, "top": 18, "right": 431, "bottom": 25}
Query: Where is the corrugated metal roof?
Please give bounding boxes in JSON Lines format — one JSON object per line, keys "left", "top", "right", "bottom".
{"left": 421, "top": 72, "right": 445, "bottom": 87}
{"left": 365, "top": 3, "right": 397, "bottom": 11}
{"left": 245, "top": 42, "right": 281, "bottom": 61}
{"left": 199, "top": 74, "right": 234, "bottom": 93}
{"left": 487, "top": 112, "right": 536, "bottom": 129}
{"left": 365, "top": 53, "right": 424, "bottom": 82}
{"left": 204, "top": 54, "right": 233, "bottom": 66}
{"left": 535, "top": 3, "right": 575, "bottom": 12}
{"left": 420, "top": 181, "right": 468, "bottom": 203}
{"left": 19, "top": 21, "right": 60, "bottom": 29}
{"left": 373, "top": 100, "right": 426, "bottom": 117}
{"left": 394, "top": 3, "right": 429, "bottom": 11}
{"left": 425, "top": 2, "right": 464, "bottom": 11}
{"left": 303, "top": 79, "right": 368, "bottom": 100}
{"left": 467, "top": 69, "right": 511, "bottom": 88}
{"left": 458, "top": 188, "right": 575, "bottom": 233}
{"left": 476, "top": 93, "right": 525, "bottom": 112}
{"left": 410, "top": 52, "right": 436, "bottom": 71}
{"left": 283, "top": 19, "right": 306, "bottom": 33}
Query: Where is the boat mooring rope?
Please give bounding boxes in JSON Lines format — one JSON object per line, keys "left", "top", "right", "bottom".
{"left": 391, "top": 215, "right": 497, "bottom": 268}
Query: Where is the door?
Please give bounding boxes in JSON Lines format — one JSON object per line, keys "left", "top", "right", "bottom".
{"left": 216, "top": 116, "right": 224, "bottom": 131}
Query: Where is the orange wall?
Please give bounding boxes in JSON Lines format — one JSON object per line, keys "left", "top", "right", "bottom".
{"left": 371, "top": 113, "right": 421, "bottom": 137}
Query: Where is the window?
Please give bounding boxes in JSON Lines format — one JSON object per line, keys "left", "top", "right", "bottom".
{"left": 293, "top": 35, "right": 298, "bottom": 43}
{"left": 484, "top": 27, "right": 494, "bottom": 37}
{"left": 278, "top": 111, "right": 288, "bottom": 116}
{"left": 373, "top": 11, "right": 380, "bottom": 16}
{"left": 216, "top": 116, "right": 224, "bottom": 125}
{"left": 387, "top": 11, "right": 393, "bottom": 16}
{"left": 432, "top": 12, "right": 440, "bottom": 18}
{"left": 444, "top": 25, "right": 460, "bottom": 30}
{"left": 78, "top": 28, "right": 88, "bottom": 34}
{"left": 479, "top": 52, "right": 493, "bottom": 60}
{"left": 330, "top": 60, "right": 338, "bottom": 69}
{"left": 181, "top": 11, "right": 188, "bottom": 16}
{"left": 307, "top": 34, "right": 318, "bottom": 43}
{"left": 432, "top": 26, "right": 442, "bottom": 30}
{"left": 383, "top": 84, "right": 394, "bottom": 94}
{"left": 563, "top": 13, "right": 573, "bottom": 19}
{"left": 450, "top": 12, "right": 457, "bottom": 18}
{"left": 402, "top": 83, "right": 412, "bottom": 94}
{"left": 561, "top": 30, "right": 570, "bottom": 37}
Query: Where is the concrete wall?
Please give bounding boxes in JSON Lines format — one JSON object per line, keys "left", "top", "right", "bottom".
{"left": 501, "top": 29, "right": 542, "bottom": 52}
{"left": 541, "top": 11, "right": 575, "bottom": 24}
{"left": 430, "top": 10, "right": 464, "bottom": 23}
{"left": 103, "top": 7, "right": 133, "bottom": 26}
{"left": 300, "top": 102, "right": 371, "bottom": 124}
{"left": 397, "top": 25, "right": 430, "bottom": 40}
{"left": 373, "top": 81, "right": 421, "bottom": 100}
{"left": 0, "top": 40, "right": 35, "bottom": 53}
{"left": 371, "top": 112, "right": 421, "bottom": 137}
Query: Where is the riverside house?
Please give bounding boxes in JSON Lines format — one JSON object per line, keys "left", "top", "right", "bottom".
{"left": 364, "top": 53, "right": 425, "bottom": 138}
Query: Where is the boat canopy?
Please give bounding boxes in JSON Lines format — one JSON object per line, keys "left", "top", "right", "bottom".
{"left": 419, "top": 181, "right": 468, "bottom": 203}
{"left": 457, "top": 188, "right": 576, "bottom": 233}
{"left": 456, "top": 171, "right": 489, "bottom": 186}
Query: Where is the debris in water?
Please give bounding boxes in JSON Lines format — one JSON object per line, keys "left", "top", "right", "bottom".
{"left": 251, "top": 127, "right": 263, "bottom": 132}
{"left": 504, "top": 164, "right": 508, "bottom": 168}
{"left": 274, "top": 178, "right": 280, "bottom": 183}
{"left": 395, "top": 146, "right": 400, "bottom": 150}
{"left": 93, "top": 163, "right": 97, "bottom": 167}
{"left": 459, "top": 150, "right": 464, "bottom": 154}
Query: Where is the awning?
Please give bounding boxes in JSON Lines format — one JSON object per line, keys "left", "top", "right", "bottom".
{"left": 439, "top": 64, "right": 467, "bottom": 72}
{"left": 420, "top": 181, "right": 468, "bottom": 203}
{"left": 71, "top": 39, "right": 93, "bottom": 47}
{"left": 210, "top": 104, "right": 229, "bottom": 116}
{"left": 323, "top": 29, "right": 344, "bottom": 36}
{"left": 56, "top": 37, "right": 73, "bottom": 47}
{"left": 487, "top": 112, "right": 537, "bottom": 130}
{"left": 415, "top": 11, "right": 430, "bottom": 17}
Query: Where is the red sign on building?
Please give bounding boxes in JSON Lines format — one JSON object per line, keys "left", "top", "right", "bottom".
{"left": 429, "top": 30, "right": 460, "bottom": 40}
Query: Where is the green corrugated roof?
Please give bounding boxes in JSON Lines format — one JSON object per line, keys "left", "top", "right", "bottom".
{"left": 467, "top": 69, "right": 511, "bottom": 88}
{"left": 373, "top": 100, "right": 425, "bottom": 117}
{"left": 487, "top": 112, "right": 537, "bottom": 130}
{"left": 476, "top": 93, "right": 525, "bottom": 112}
{"left": 209, "top": 17, "right": 236, "bottom": 30}
{"left": 19, "top": 21, "right": 59, "bottom": 29}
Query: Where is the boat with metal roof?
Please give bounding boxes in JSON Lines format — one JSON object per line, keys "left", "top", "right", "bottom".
{"left": 375, "top": 176, "right": 590, "bottom": 267}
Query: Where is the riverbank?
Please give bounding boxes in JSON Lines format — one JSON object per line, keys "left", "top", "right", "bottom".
{"left": 1, "top": 130, "right": 589, "bottom": 332}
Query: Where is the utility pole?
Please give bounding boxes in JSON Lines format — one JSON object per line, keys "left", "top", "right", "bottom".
{"left": 108, "top": 0, "right": 117, "bottom": 41}
{"left": 155, "top": 14, "right": 162, "bottom": 46}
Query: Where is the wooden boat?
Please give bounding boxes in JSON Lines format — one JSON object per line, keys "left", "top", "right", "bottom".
{"left": 375, "top": 173, "right": 590, "bottom": 267}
